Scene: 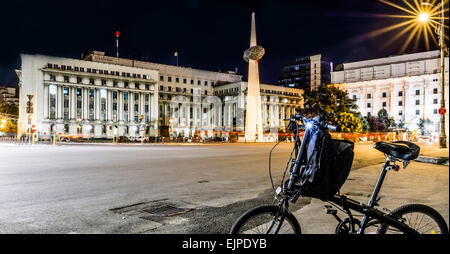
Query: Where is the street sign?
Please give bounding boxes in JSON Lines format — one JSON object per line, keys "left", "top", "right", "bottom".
{"left": 438, "top": 107, "right": 446, "bottom": 115}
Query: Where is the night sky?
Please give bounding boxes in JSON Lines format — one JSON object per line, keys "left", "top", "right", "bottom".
{"left": 0, "top": 0, "right": 446, "bottom": 87}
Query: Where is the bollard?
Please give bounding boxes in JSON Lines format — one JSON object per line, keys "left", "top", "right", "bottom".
{"left": 53, "top": 133, "right": 56, "bottom": 146}
{"left": 32, "top": 133, "right": 35, "bottom": 145}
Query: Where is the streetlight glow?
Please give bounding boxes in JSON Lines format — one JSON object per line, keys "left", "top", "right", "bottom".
{"left": 418, "top": 12, "right": 430, "bottom": 22}
{"left": 357, "top": 0, "right": 449, "bottom": 53}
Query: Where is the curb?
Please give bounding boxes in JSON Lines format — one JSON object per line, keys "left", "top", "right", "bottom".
{"left": 414, "top": 156, "right": 449, "bottom": 165}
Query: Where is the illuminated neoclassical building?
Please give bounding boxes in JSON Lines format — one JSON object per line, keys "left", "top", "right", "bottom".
{"left": 16, "top": 51, "right": 303, "bottom": 139}
{"left": 331, "top": 50, "right": 449, "bottom": 138}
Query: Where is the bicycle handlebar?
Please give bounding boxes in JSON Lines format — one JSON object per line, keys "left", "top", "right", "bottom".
{"left": 284, "top": 114, "right": 338, "bottom": 131}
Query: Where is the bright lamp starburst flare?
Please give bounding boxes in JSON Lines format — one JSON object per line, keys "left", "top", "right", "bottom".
{"left": 358, "top": 0, "right": 449, "bottom": 53}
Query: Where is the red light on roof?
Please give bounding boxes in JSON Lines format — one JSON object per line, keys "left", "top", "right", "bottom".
{"left": 115, "top": 31, "right": 120, "bottom": 37}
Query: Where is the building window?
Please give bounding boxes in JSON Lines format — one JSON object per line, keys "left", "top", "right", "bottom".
{"left": 382, "top": 92, "right": 386, "bottom": 98}
{"left": 433, "top": 88, "right": 438, "bottom": 94}
{"left": 204, "top": 81, "right": 208, "bottom": 86}
{"left": 367, "top": 103, "right": 371, "bottom": 108}
{"left": 415, "top": 99, "right": 420, "bottom": 105}
{"left": 160, "top": 75, "right": 164, "bottom": 81}
{"left": 398, "top": 110, "right": 402, "bottom": 116}
{"left": 416, "top": 109, "right": 420, "bottom": 115}
{"left": 145, "top": 84, "right": 150, "bottom": 90}
{"left": 89, "top": 78, "right": 94, "bottom": 85}
{"left": 77, "top": 77, "right": 82, "bottom": 83}
{"left": 190, "top": 79, "right": 194, "bottom": 85}
{"left": 198, "top": 80, "right": 201, "bottom": 85}
{"left": 183, "top": 78, "right": 187, "bottom": 84}
{"left": 175, "top": 77, "right": 179, "bottom": 83}
{"left": 398, "top": 91, "right": 403, "bottom": 97}
{"left": 124, "top": 82, "right": 129, "bottom": 88}
{"left": 433, "top": 98, "right": 438, "bottom": 104}
{"left": 398, "top": 101, "right": 403, "bottom": 106}
{"left": 101, "top": 79, "right": 106, "bottom": 86}
{"left": 113, "top": 81, "right": 118, "bottom": 87}
{"left": 434, "top": 109, "right": 438, "bottom": 114}
{"left": 367, "top": 94, "right": 372, "bottom": 99}
{"left": 168, "top": 76, "right": 172, "bottom": 82}
{"left": 64, "top": 76, "right": 69, "bottom": 82}
{"left": 382, "top": 102, "right": 386, "bottom": 107}
{"left": 415, "top": 89, "right": 420, "bottom": 95}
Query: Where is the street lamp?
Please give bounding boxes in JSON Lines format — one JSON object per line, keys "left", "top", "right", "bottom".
{"left": 422, "top": 0, "right": 447, "bottom": 148}
{"left": 418, "top": 12, "right": 430, "bottom": 22}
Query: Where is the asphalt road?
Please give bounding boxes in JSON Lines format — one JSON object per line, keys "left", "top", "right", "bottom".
{"left": 0, "top": 142, "right": 447, "bottom": 233}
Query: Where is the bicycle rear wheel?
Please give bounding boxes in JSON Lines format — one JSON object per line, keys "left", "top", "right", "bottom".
{"left": 377, "top": 204, "right": 448, "bottom": 234}
{"left": 230, "top": 205, "right": 301, "bottom": 234}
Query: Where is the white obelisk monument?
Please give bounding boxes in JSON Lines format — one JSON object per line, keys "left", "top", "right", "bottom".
{"left": 244, "top": 12, "right": 264, "bottom": 142}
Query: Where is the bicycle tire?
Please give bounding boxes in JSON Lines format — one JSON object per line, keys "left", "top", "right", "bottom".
{"left": 230, "top": 205, "right": 301, "bottom": 234}
{"left": 377, "top": 204, "right": 449, "bottom": 234}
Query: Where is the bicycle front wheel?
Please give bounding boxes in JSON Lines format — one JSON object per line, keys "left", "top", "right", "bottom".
{"left": 230, "top": 205, "right": 301, "bottom": 234}
{"left": 377, "top": 204, "right": 449, "bottom": 234}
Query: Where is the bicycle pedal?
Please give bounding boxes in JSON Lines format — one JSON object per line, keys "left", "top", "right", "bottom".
{"left": 323, "top": 205, "right": 337, "bottom": 215}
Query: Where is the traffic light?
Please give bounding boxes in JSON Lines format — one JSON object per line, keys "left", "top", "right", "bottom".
{"left": 26, "top": 101, "right": 33, "bottom": 114}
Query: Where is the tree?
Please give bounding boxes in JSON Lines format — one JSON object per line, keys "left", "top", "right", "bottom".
{"left": 377, "top": 108, "right": 393, "bottom": 128}
{"left": 0, "top": 103, "right": 19, "bottom": 134}
{"left": 367, "top": 116, "right": 388, "bottom": 132}
{"left": 334, "top": 112, "right": 363, "bottom": 133}
{"left": 298, "top": 84, "right": 358, "bottom": 124}
{"left": 397, "top": 120, "right": 406, "bottom": 129}
{"left": 359, "top": 115, "right": 370, "bottom": 132}
{"left": 417, "top": 118, "right": 433, "bottom": 136}
{"left": 0, "top": 103, "right": 18, "bottom": 116}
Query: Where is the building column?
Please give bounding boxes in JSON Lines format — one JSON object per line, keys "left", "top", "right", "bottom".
{"left": 82, "top": 88, "right": 88, "bottom": 120}
{"left": 403, "top": 80, "right": 409, "bottom": 122}
{"left": 69, "top": 87, "right": 75, "bottom": 120}
{"left": 56, "top": 85, "right": 62, "bottom": 119}
{"left": 94, "top": 89, "right": 99, "bottom": 120}
{"left": 129, "top": 92, "right": 134, "bottom": 123}
{"left": 107, "top": 90, "right": 112, "bottom": 121}
{"left": 43, "top": 84, "right": 49, "bottom": 119}
{"left": 118, "top": 91, "right": 123, "bottom": 122}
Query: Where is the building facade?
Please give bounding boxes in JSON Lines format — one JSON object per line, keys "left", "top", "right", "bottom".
{"left": 17, "top": 52, "right": 304, "bottom": 139}
{"left": 331, "top": 50, "right": 449, "bottom": 138}
{"left": 0, "top": 85, "right": 18, "bottom": 106}
{"left": 278, "top": 54, "right": 332, "bottom": 90}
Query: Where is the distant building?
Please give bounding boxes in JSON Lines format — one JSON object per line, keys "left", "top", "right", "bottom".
{"left": 278, "top": 54, "right": 333, "bottom": 90}
{"left": 331, "top": 50, "right": 449, "bottom": 140}
{"left": 0, "top": 85, "right": 18, "bottom": 106}
{"left": 16, "top": 51, "right": 303, "bottom": 139}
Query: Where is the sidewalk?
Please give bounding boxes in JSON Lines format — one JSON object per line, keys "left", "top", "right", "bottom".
{"left": 293, "top": 161, "right": 449, "bottom": 234}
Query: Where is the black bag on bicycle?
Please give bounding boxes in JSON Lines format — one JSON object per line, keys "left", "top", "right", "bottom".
{"left": 299, "top": 125, "right": 354, "bottom": 201}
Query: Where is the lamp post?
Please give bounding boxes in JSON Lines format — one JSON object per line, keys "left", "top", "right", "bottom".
{"left": 422, "top": 0, "right": 447, "bottom": 148}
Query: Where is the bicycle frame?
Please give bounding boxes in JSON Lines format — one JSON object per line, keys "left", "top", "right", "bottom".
{"left": 327, "top": 157, "right": 418, "bottom": 234}
{"left": 280, "top": 117, "right": 419, "bottom": 234}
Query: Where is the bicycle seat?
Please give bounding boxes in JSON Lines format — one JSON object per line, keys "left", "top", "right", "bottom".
{"left": 373, "top": 141, "right": 420, "bottom": 161}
